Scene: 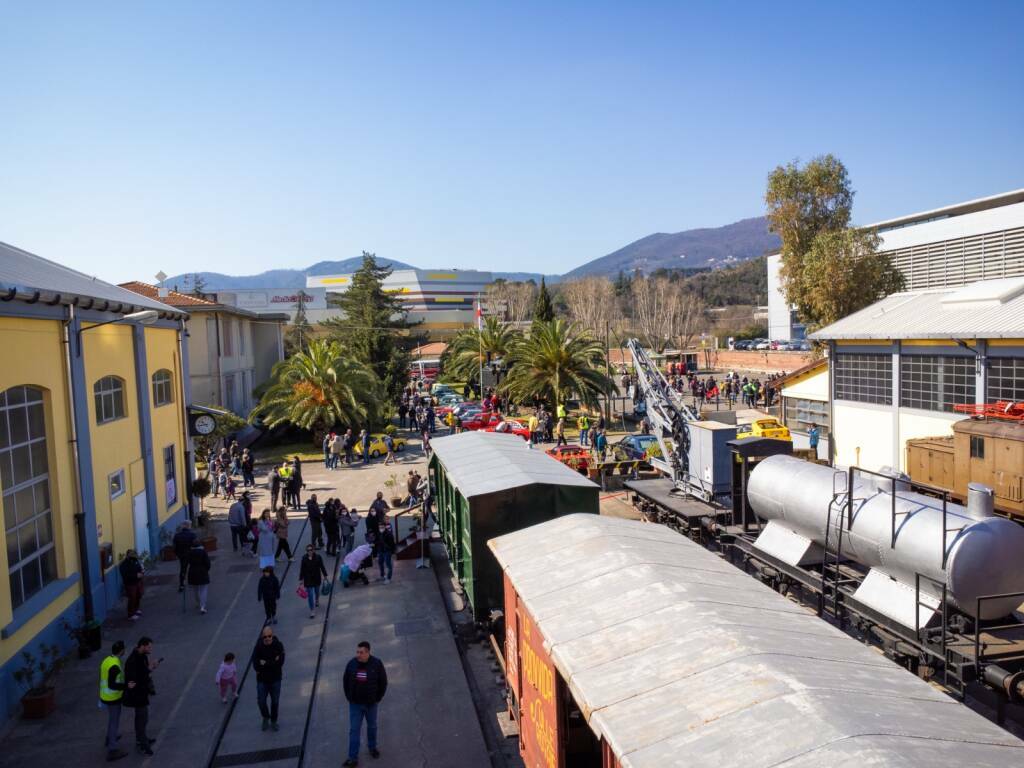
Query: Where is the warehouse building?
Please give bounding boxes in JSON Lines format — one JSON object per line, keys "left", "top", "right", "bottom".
{"left": 776, "top": 359, "right": 829, "bottom": 460}
{"left": 428, "top": 431, "right": 598, "bottom": 618}
{"left": 810, "top": 275, "right": 1024, "bottom": 472}
{"left": 307, "top": 268, "right": 493, "bottom": 338}
{"left": 769, "top": 188, "right": 1024, "bottom": 340}
{"left": 1, "top": 243, "right": 193, "bottom": 721}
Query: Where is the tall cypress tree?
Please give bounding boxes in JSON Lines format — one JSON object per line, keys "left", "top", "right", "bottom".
{"left": 533, "top": 277, "right": 555, "bottom": 323}
{"left": 321, "top": 251, "right": 417, "bottom": 407}
{"left": 285, "top": 290, "right": 313, "bottom": 356}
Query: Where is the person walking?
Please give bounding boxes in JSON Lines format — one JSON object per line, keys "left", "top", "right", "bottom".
{"left": 323, "top": 500, "right": 341, "bottom": 556}
{"left": 406, "top": 470, "right": 421, "bottom": 509}
{"left": 291, "top": 457, "right": 304, "bottom": 509}
{"left": 323, "top": 432, "right": 333, "bottom": 469}
{"left": 122, "top": 637, "right": 159, "bottom": 756}
{"left": 270, "top": 470, "right": 282, "bottom": 510}
{"left": 339, "top": 506, "right": 358, "bottom": 554}
{"left": 330, "top": 432, "right": 343, "bottom": 469}
{"left": 187, "top": 538, "right": 211, "bottom": 614}
{"left": 228, "top": 498, "right": 248, "bottom": 554}
{"left": 119, "top": 550, "right": 144, "bottom": 621}
{"left": 808, "top": 423, "right": 820, "bottom": 456}
{"left": 256, "top": 509, "right": 277, "bottom": 570}
{"left": 342, "top": 641, "right": 388, "bottom": 766}
{"left": 366, "top": 493, "right": 388, "bottom": 542}
{"left": 307, "top": 495, "right": 324, "bottom": 550}
{"left": 359, "top": 429, "right": 371, "bottom": 464}
{"left": 382, "top": 432, "right": 397, "bottom": 465}
{"left": 274, "top": 508, "right": 294, "bottom": 562}
{"left": 99, "top": 640, "right": 128, "bottom": 762}
{"left": 241, "top": 449, "right": 255, "bottom": 488}
{"left": 555, "top": 418, "right": 567, "bottom": 447}
{"left": 376, "top": 524, "right": 396, "bottom": 584}
{"left": 258, "top": 565, "right": 281, "bottom": 624}
{"left": 344, "top": 428, "right": 355, "bottom": 465}
{"left": 215, "top": 652, "right": 238, "bottom": 703}
{"left": 299, "top": 544, "right": 328, "bottom": 618}
{"left": 578, "top": 412, "right": 590, "bottom": 446}
{"left": 172, "top": 521, "right": 196, "bottom": 593}
{"left": 527, "top": 412, "right": 539, "bottom": 445}
{"left": 252, "top": 626, "right": 285, "bottom": 731}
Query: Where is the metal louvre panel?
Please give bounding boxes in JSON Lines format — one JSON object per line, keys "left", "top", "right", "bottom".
{"left": 880, "top": 225, "right": 1024, "bottom": 290}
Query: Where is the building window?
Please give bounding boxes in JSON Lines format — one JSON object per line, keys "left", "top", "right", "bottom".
{"left": 163, "top": 445, "right": 177, "bottom": 507}
{"left": 987, "top": 357, "right": 1024, "bottom": 403}
{"left": 109, "top": 469, "right": 125, "bottom": 499}
{"left": 900, "top": 355, "right": 975, "bottom": 412}
{"left": 783, "top": 397, "right": 830, "bottom": 438}
{"left": 223, "top": 374, "right": 236, "bottom": 413}
{"left": 970, "top": 435, "right": 985, "bottom": 459}
{"left": 152, "top": 369, "right": 173, "bottom": 407}
{"left": 834, "top": 353, "right": 893, "bottom": 405}
{"left": 222, "top": 317, "right": 234, "bottom": 357}
{"left": 93, "top": 376, "right": 127, "bottom": 424}
{"left": 238, "top": 320, "right": 246, "bottom": 356}
{"left": 1, "top": 386, "right": 57, "bottom": 610}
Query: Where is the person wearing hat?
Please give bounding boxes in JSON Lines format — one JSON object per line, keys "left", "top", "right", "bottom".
{"left": 119, "top": 550, "right": 144, "bottom": 620}
{"left": 99, "top": 640, "right": 128, "bottom": 761}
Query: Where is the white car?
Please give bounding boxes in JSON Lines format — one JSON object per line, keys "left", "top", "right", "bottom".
{"left": 755, "top": 340, "right": 771, "bottom": 350}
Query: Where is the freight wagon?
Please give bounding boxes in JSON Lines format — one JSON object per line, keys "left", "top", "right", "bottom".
{"left": 490, "top": 514, "right": 1024, "bottom": 768}
{"left": 428, "top": 430, "right": 599, "bottom": 618}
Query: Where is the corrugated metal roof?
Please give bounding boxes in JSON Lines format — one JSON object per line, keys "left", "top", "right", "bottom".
{"left": 489, "top": 514, "right": 1024, "bottom": 768}
{"left": 810, "top": 276, "right": 1024, "bottom": 340}
{"left": 0, "top": 241, "right": 185, "bottom": 318}
{"left": 429, "top": 431, "right": 597, "bottom": 497}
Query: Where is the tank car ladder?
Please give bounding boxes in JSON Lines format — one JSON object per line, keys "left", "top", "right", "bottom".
{"left": 819, "top": 470, "right": 857, "bottom": 625}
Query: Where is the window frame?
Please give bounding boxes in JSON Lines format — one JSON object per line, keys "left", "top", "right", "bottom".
{"left": 151, "top": 369, "right": 173, "bottom": 408}
{"left": 899, "top": 354, "right": 975, "bottom": 413}
{"left": 833, "top": 353, "right": 893, "bottom": 406}
{"left": 93, "top": 376, "right": 127, "bottom": 425}
{"left": 109, "top": 468, "right": 126, "bottom": 500}
{"left": 163, "top": 445, "right": 177, "bottom": 507}
{"left": 987, "top": 357, "right": 1024, "bottom": 403}
{"left": 1, "top": 385, "right": 57, "bottom": 610}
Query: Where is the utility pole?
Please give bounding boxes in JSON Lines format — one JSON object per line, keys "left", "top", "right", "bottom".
{"left": 605, "top": 320, "right": 612, "bottom": 423}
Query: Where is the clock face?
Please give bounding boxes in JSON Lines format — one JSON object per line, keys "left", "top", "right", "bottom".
{"left": 194, "top": 414, "right": 217, "bottom": 435}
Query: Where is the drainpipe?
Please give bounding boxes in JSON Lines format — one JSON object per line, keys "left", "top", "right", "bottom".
{"left": 62, "top": 305, "right": 94, "bottom": 621}
{"left": 177, "top": 317, "right": 195, "bottom": 521}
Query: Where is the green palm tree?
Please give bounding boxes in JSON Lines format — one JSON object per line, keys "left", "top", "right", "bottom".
{"left": 442, "top": 316, "right": 521, "bottom": 382}
{"left": 503, "top": 319, "right": 612, "bottom": 410}
{"left": 251, "top": 339, "right": 382, "bottom": 437}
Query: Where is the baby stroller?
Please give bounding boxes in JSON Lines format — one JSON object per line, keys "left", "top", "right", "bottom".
{"left": 341, "top": 544, "right": 373, "bottom": 587}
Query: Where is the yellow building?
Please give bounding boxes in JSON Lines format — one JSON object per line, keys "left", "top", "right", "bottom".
{"left": 810, "top": 277, "right": 1024, "bottom": 472}
{"left": 0, "top": 242, "right": 193, "bottom": 720}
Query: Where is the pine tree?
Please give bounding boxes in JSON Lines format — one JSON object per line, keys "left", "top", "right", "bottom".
{"left": 533, "top": 277, "right": 555, "bottom": 324}
{"left": 320, "top": 252, "right": 418, "bottom": 405}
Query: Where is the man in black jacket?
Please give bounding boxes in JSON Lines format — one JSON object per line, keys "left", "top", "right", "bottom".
{"left": 172, "top": 521, "right": 196, "bottom": 592}
{"left": 306, "top": 495, "right": 323, "bottom": 550}
{"left": 122, "top": 637, "right": 159, "bottom": 756}
{"left": 186, "top": 539, "right": 211, "bottom": 614}
{"left": 253, "top": 626, "right": 285, "bottom": 731}
{"left": 119, "top": 551, "right": 144, "bottom": 620}
{"left": 343, "top": 641, "right": 388, "bottom": 766}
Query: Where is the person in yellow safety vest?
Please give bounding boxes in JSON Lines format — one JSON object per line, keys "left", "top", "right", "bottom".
{"left": 577, "top": 413, "right": 590, "bottom": 447}
{"left": 100, "top": 640, "right": 128, "bottom": 762}
{"left": 527, "top": 412, "right": 539, "bottom": 445}
{"left": 556, "top": 403, "right": 566, "bottom": 420}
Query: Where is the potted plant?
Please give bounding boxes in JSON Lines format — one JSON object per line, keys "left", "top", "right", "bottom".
{"left": 12, "top": 645, "right": 65, "bottom": 719}
{"left": 384, "top": 473, "right": 403, "bottom": 508}
{"left": 192, "top": 475, "right": 212, "bottom": 512}
{"left": 61, "top": 615, "right": 102, "bottom": 658}
{"left": 159, "top": 527, "right": 177, "bottom": 562}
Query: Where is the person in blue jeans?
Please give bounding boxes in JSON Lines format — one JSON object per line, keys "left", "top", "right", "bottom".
{"left": 376, "top": 525, "right": 396, "bottom": 584}
{"left": 343, "top": 641, "right": 388, "bottom": 766}
{"left": 252, "top": 626, "right": 285, "bottom": 732}
{"left": 299, "top": 545, "right": 327, "bottom": 618}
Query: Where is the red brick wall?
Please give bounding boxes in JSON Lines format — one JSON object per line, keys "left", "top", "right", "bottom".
{"left": 709, "top": 350, "right": 812, "bottom": 374}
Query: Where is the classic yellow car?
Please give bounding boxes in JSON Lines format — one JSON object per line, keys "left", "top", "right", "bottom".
{"left": 736, "top": 417, "right": 792, "bottom": 441}
{"left": 354, "top": 434, "right": 408, "bottom": 457}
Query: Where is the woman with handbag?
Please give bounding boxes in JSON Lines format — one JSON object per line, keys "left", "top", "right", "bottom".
{"left": 274, "top": 508, "right": 293, "bottom": 562}
{"left": 298, "top": 544, "right": 328, "bottom": 619}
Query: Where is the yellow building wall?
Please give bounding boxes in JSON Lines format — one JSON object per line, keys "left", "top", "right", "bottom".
{"left": 81, "top": 324, "right": 143, "bottom": 565}
{"left": 833, "top": 402, "right": 895, "bottom": 470}
{"left": 145, "top": 327, "right": 187, "bottom": 523}
{"left": 0, "top": 317, "right": 81, "bottom": 665}
{"left": 780, "top": 365, "right": 829, "bottom": 402}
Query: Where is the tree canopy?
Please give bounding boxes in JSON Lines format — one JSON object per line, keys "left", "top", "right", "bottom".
{"left": 532, "top": 277, "right": 555, "bottom": 323}
{"left": 441, "top": 316, "right": 521, "bottom": 383}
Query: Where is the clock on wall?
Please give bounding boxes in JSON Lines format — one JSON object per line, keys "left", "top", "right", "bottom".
{"left": 191, "top": 413, "right": 217, "bottom": 436}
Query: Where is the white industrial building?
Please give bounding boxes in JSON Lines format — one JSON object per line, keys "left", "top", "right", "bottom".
{"left": 768, "top": 189, "right": 1024, "bottom": 340}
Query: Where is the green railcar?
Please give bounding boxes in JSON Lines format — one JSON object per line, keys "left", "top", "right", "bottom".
{"left": 429, "top": 431, "right": 599, "bottom": 618}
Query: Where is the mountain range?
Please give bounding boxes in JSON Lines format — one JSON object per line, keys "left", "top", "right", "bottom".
{"left": 162, "top": 216, "right": 779, "bottom": 290}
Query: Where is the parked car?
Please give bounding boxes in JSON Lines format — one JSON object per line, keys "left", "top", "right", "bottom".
{"left": 545, "top": 445, "right": 592, "bottom": 474}
{"left": 736, "top": 417, "right": 792, "bottom": 442}
{"left": 483, "top": 419, "right": 531, "bottom": 440}
{"left": 797, "top": 340, "right": 812, "bottom": 351}
{"left": 451, "top": 402, "right": 481, "bottom": 418}
{"left": 354, "top": 434, "right": 408, "bottom": 457}
{"left": 432, "top": 383, "right": 455, "bottom": 396}
{"left": 733, "top": 340, "right": 752, "bottom": 351}
{"left": 460, "top": 411, "right": 503, "bottom": 431}
{"left": 611, "top": 434, "right": 661, "bottom": 462}
{"left": 755, "top": 340, "right": 772, "bottom": 350}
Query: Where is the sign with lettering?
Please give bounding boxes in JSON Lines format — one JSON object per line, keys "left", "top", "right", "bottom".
{"left": 518, "top": 604, "right": 559, "bottom": 768}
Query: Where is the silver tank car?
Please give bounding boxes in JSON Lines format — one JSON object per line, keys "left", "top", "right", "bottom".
{"left": 747, "top": 455, "right": 1024, "bottom": 621}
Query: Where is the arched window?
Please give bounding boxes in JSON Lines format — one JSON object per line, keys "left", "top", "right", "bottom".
{"left": 152, "top": 369, "right": 173, "bottom": 407}
{"left": 1, "top": 386, "right": 56, "bottom": 609}
{"left": 93, "top": 376, "right": 126, "bottom": 424}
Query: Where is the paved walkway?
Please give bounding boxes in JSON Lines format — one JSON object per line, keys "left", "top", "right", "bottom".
{"left": 0, "top": 443, "right": 490, "bottom": 768}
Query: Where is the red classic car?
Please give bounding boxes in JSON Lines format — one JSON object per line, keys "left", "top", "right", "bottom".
{"left": 545, "top": 445, "right": 592, "bottom": 474}
{"left": 483, "top": 419, "right": 531, "bottom": 440}
{"left": 460, "top": 411, "right": 503, "bottom": 431}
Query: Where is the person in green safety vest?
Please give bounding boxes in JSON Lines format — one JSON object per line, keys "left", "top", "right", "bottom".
{"left": 556, "top": 403, "right": 566, "bottom": 420}
{"left": 578, "top": 413, "right": 590, "bottom": 447}
{"left": 100, "top": 640, "right": 128, "bottom": 762}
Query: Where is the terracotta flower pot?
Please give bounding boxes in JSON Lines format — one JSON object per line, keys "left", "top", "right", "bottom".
{"left": 21, "top": 687, "right": 56, "bottom": 719}
{"left": 390, "top": 497, "right": 404, "bottom": 508}
{"left": 202, "top": 535, "right": 218, "bottom": 552}
{"left": 160, "top": 546, "right": 177, "bottom": 562}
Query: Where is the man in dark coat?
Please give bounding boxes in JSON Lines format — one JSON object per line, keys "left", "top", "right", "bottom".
{"left": 119, "top": 550, "right": 144, "bottom": 620}
{"left": 122, "top": 637, "right": 159, "bottom": 756}
{"left": 186, "top": 539, "right": 211, "bottom": 614}
{"left": 172, "top": 521, "right": 196, "bottom": 592}
{"left": 306, "top": 494, "right": 323, "bottom": 550}
{"left": 252, "top": 626, "right": 285, "bottom": 731}
{"left": 342, "top": 641, "right": 388, "bottom": 766}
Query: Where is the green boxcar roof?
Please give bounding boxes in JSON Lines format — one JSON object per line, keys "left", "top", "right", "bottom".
{"left": 430, "top": 431, "right": 598, "bottom": 498}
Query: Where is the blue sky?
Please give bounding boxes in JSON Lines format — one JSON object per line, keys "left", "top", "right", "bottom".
{"left": 1, "top": 1, "right": 1021, "bottom": 282}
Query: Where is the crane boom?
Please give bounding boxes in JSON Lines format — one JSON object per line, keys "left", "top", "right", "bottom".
{"left": 626, "top": 339, "right": 697, "bottom": 493}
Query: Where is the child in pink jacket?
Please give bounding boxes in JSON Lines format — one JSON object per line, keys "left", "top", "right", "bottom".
{"left": 215, "top": 652, "right": 238, "bottom": 702}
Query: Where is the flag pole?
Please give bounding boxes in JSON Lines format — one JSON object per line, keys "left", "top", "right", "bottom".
{"left": 477, "top": 295, "right": 484, "bottom": 399}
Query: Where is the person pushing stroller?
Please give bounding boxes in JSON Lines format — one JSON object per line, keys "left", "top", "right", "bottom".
{"left": 341, "top": 544, "right": 373, "bottom": 588}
